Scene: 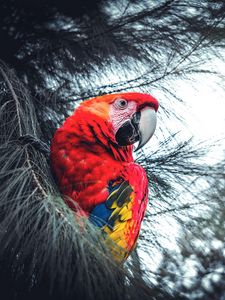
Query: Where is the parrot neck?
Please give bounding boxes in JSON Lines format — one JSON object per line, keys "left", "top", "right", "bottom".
{"left": 108, "top": 143, "right": 134, "bottom": 162}
{"left": 75, "top": 132, "right": 134, "bottom": 163}
{"left": 70, "top": 111, "right": 134, "bottom": 163}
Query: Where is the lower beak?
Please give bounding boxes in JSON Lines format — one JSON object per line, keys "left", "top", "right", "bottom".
{"left": 115, "top": 107, "right": 157, "bottom": 150}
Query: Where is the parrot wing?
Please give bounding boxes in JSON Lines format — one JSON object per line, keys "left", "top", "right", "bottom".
{"left": 89, "top": 178, "right": 148, "bottom": 261}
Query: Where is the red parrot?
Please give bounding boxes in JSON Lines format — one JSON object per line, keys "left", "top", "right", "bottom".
{"left": 50, "top": 92, "right": 158, "bottom": 261}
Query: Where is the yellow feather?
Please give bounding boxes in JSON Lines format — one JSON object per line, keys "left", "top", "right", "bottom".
{"left": 120, "top": 210, "right": 132, "bottom": 221}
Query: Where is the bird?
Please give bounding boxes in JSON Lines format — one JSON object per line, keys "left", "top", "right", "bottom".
{"left": 50, "top": 92, "right": 158, "bottom": 261}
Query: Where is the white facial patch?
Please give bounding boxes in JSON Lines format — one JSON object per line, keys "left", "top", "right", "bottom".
{"left": 109, "top": 100, "right": 137, "bottom": 135}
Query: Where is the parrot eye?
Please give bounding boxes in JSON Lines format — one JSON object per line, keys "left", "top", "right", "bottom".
{"left": 114, "top": 98, "right": 128, "bottom": 110}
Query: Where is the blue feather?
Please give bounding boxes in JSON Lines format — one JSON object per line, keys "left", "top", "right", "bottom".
{"left": 89, "top": 180, "right": 121, "bottom": 228}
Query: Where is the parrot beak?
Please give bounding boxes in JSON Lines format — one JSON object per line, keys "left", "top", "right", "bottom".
{"left": 115, "top": 107, "right": 157, "bottom": 150}
{"left": 134, "top": 107, "right": 157, "bottom": 152}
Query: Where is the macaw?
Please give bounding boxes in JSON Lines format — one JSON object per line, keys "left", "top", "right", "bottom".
{"left": 50, "top": 92, "right": 158, "bottom": 261}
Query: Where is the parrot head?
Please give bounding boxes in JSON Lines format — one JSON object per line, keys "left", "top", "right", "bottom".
{"left": 76, "top": 92, "right": 159, "bottom": 151}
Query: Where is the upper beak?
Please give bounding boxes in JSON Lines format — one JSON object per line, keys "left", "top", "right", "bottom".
{"left": 115, "top": 106, "right": 157, "bottom": 150}
{"left": 134, "top": 107, "right": 157, "bottom": 152}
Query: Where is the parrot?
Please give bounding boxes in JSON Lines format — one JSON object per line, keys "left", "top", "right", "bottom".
{"left": 50, "top": 92, "right": 158, "bottom": 261}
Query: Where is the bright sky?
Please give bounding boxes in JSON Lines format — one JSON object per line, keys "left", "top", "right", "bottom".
{"left": 176, "top": 77, "right": 225, "bottom": 141}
